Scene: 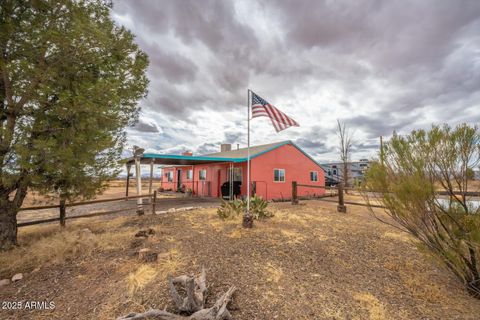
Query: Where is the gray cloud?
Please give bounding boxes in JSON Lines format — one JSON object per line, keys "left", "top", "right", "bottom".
{"left": 224, "top": 131, "right": 243, "bottom": 144}
{"left": 132, "top": 119, "right": 159, "bottom": 133}
{"left": 112, "top": 0, "right": 480, "bottom": 162}
{"left": 196, "top": 142, "right": 220, "bottom": 155}
{"left": 146, "top": 46, "right": 198, "bottom": 83}
{"left": 296, "top": 138, "right": 333, "bottom": 155}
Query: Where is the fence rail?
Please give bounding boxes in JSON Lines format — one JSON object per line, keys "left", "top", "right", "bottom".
{"left": 19, "top": 194, "right": 150, "bottom": 211}
{"left": 17, "top": 193, "right": 155, "bottom": 228}
{"left": 292, "top": 181, "right": 480, "bottom": 212}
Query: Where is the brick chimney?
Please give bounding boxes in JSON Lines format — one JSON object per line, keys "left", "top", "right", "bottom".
{"left": 182, "top": 151, "right": 193, "bottom": 156}
{"left": 220, "top": 144, "right": 231, "bottom": 152}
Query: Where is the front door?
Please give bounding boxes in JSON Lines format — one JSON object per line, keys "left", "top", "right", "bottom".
{"left": 177, "top": 170, "right": 182, "bottom": 190}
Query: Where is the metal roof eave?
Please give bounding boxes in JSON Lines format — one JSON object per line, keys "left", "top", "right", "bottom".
{"left": 123, "top": 140, "right": 324, "bottom": 169}
{"left": 125, "top": 153, "right": 246, "bottom": 166}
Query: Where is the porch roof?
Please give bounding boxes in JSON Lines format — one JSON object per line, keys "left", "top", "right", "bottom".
{"left": 125, "top": 153, "right": 243, "bottom": 166}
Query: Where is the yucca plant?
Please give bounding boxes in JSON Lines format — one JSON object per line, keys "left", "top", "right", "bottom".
{"left": 217, "top": 199, "right": 244, "bottom": 220}
{"left": 249, "top": 196, "right": 273, "bottom": 219}
{"left": 217, "top": 196, "right": 273, "bottom": 220}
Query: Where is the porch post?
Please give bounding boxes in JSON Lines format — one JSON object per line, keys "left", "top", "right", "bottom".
{"left": 135, "top": 156, "right": 144, "bottom": 215}
{"left": 229, "top": 163, "right": 233, "bottom": 200}
{"left": 192, "top": 166, "right": 195, "bottom": 196}
{"left": 148, "top": 159, "right": 154, "bottom": 195}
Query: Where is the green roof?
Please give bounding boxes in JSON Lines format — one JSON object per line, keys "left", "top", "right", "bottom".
{"left": 126, "top": 140, "right": 322, "bottom": 168}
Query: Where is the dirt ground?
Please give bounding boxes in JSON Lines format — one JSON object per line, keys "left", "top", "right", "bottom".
{"left": 1, "top": 196, "right": 480, "bottom": 319}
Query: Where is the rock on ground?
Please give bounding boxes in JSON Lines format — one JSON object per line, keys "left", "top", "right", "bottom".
{"left": 11, "top": 273, "right": 23, "bottom": 282}
{"left": 0, "top": 279, "right": 10, "bottom": 286}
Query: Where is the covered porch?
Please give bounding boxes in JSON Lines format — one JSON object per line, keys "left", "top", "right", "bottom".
{"left": 124, "top": 153, "right": 245, "bottom": 200}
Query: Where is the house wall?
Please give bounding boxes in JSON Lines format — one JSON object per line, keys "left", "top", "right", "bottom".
{"left": 158, "top": 144, "right": 325, "bottom": 200}
{"left": 250, "top": 144, "right": 325, "bottom": 200}
{"left": 160, "top": 163, "right": 244, "bottom": 197}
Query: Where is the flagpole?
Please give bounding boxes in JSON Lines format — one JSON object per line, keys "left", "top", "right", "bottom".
{"left": 246, "top": 89, "right": 251, "bottom": 216}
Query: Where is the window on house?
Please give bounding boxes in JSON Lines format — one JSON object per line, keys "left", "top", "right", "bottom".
{"left": 310, "top": 171, "right": 318, "bottom": 182}
{"left": 199, "top": 169, "right": 207, "bottom": 181}
{"left": 333, "top": 169, "right": 337, "bottom": 175}
{"left": 166, "top": 171, "right": 173, "bottom": 182}
{"left": 186, "top": 170, "right": 193, "bottom": 180}
{"left": 228, "top": 167, "right": 242, "bottom": 182}
{"left": 274, "top": 169, "right": 285, "bottom": 182}
{"left": 327, "top": 170, "right": 332, "bottom": 176}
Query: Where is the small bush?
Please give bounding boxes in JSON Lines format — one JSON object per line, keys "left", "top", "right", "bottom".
{"left": 217, "top": 199, "right": 244, "bottom": 220}
{"left": 217, "top": 196, "right": 273, "bottom": 220}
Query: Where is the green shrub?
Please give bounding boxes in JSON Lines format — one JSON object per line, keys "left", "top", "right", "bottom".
{"left": 217, "top": 199, "right": 244, "bottom": 220}
{"left": 362, "top": 123, "right": 480, "bottom": 297}
{"left": 217, "top": 196, "right": 273, "bottom": 220}
{"left": 249, "top": 196, "right": 274, "bottom": 219}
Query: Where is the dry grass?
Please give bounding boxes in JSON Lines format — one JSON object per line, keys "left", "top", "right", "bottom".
{"left": 2, "top": 200, "right": 480, "bottom": 319}
{"left": 157, "top": 248, "right": 185, "bottom": 276}
{"left": 127, "top": 265, "right": 158, "bottom": 296}
{"left": 353, "top": 292, "right": 388, "bottom": 320}
{"left": 279, "top": 229, "right": 306, "bottom": 244}
{"left": 0, "top": 218, "right": 133, "bottom": 277}
{"left": 265, "top": 262, "right": 283, "bottom": 283}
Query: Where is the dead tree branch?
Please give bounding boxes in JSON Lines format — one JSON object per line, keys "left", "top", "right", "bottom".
{"left": 118, "top": 267, "right": 236, "bottom": 320}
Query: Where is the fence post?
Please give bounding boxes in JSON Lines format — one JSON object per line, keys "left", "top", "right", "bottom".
{"left": 125, "top": 164, "right": 131, "bottom": 199}
{"left": 59, "top": 198, "right": 66, "bottom": 227}
{"left": 292, "top": 181, "right": 299, "bottom": 205}
{"left": 152, "top": 190, "right": 157, "bottom": 214}
{"left": 337, "top": 183, "right": 347, "bottom": 213}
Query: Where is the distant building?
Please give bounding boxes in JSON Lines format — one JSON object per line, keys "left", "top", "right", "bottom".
{"left": 320, "top": 159, "right": 370, "bottom": 186}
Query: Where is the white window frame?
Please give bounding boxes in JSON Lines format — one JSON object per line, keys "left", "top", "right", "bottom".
{"left": 199, "top": 169, "right": 207, "bottom": 181}
{"left": 228, "top": 167, "right": 243, "bottom": 182}
{"left": 273, "top": 168, "right": 285, "bottom": 182}
{"left": 166, "top": 171, "right": 173, "bottom": 182}
{"left": 310, "top": 171, "right": 318, "bottom": 182}
{"left": 186, "top": 169, "right": 193, "bottom": 180}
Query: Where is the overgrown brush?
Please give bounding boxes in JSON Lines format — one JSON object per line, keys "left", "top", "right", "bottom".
{"left": 362, "top": 123, "right": 480, "bottom": 297}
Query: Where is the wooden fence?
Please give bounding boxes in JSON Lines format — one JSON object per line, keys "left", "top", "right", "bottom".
{"left": 17, "top": 192, "right": 157, "bottom": 228}
{"left": 291, "top": 181, "right": 480, "bottom": 213}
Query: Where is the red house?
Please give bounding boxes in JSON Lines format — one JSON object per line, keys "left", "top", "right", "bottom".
{"left": 152, "top": 141, "right": 325, "bottom": 200}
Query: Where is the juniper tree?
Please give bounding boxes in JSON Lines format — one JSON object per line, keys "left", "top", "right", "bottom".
{"left": 363, "top": 124, "right": 480, "bottom": 297}
{"left": 0, "top": 0, "right": 148, "bottom": 249}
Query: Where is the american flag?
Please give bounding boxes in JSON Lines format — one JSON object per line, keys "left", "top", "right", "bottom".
{"left": 251, "top": 91, "right": 299, "bottom": 132}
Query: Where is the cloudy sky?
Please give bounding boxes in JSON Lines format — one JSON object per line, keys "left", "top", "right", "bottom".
{"left": 112, "top": 0, "right": 480, "bottom": 163}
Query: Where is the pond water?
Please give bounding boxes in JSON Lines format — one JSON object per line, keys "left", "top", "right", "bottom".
{"left": 436, "top": 198, "right": 480, "bottom": 212}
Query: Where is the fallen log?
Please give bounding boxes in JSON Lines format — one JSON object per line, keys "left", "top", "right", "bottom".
{"left": 168, "top": 266, "right": 207, "bottom": 313}
{"left": 118, "top": 268, "right": 236, "bottom": 320}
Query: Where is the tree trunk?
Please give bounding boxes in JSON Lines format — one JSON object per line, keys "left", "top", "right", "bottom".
{"left": 0, "top": 200, "right": 18, "bottom": 250}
